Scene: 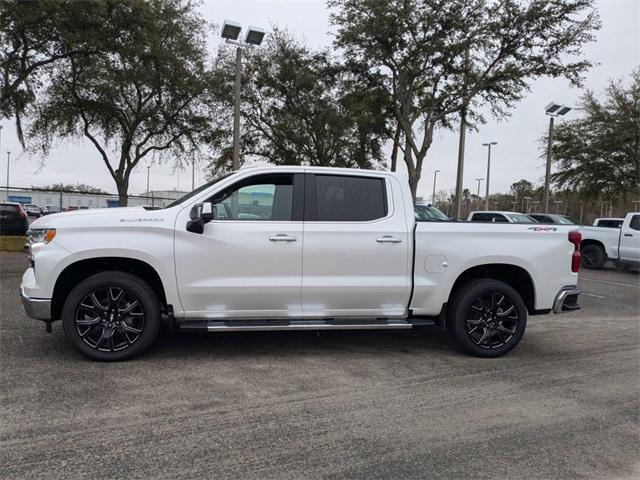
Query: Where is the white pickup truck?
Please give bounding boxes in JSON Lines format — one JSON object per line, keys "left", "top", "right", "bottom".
{"left": 580, "top": 212, "right": 640, "bottom": 269}
{"left": 21, "top": 166, "right": 583, "bottom": 361}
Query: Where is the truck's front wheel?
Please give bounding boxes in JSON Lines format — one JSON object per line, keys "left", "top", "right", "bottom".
{"left": 447, "top": 279, "right": 527, "bottom": 358}
{"left": 62, "top": 272, "right": 161, "bottom": 361}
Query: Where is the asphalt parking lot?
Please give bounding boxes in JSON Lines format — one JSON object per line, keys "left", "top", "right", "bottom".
{"left": 1, "top": 252, "right": 638, "bottom": 480}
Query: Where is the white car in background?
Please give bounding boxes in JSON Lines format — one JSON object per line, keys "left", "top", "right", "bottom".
{"left": 580, "top": 212, "right": 640, "bottom": 269}
{"left": 467, "top": 211, "right": 538, "bottom": 224}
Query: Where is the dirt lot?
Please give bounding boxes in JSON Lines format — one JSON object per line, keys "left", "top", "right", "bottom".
{"left": 1, "top": 251, "right": 638, "bottom": 479}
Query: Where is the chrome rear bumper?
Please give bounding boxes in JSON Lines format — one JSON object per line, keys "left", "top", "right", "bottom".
{"left": 20, "top": 285, "right": 52, "bottom": 321}
{"left": 553, "top": 286, "right": 581, "bottom": 314}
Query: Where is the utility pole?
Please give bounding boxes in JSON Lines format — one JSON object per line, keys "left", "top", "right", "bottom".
{"left": 579, "top": 202, "right": 584, "bottom": 223}
{"left": 431, "top": 169, "right": 440, "bottom": 205}
{"left": 146, "top": 166, "right": 151, "bottom": 194}
{"left": 454, "top": 49, "right": 469, "bottom": 219}
{"left": 482, "top": 142, "right": 497, "bottom": 210}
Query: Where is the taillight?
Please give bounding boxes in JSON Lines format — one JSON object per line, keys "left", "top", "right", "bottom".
{"left": 568, "top": 230, "right": 581, "bottom": 273}
{"left": 17, "top": 206, "right": 26, "bottom": 219}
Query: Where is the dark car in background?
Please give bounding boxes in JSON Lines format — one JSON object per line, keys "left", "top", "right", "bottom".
{"left": 0, "top": 202, "right": 29, "bottom": 235}
{"left": 529, "top": 213, "right": 581, "bottom": 225}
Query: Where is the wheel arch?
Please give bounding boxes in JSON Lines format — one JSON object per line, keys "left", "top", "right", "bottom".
{"left": 580, "top": 239, "right": 606, "bottom": 251}
{"left": 51, "top": 257, "right": 168, "bottom": 320}
{"left": 448, "top": 263, "right": 536, "bottom": 314}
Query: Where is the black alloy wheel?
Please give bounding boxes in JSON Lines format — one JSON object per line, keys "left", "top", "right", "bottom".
{"left": 62, "top": 271, "right": 161, "bottom": 361}
{"left": 75, "top": 287, "right": 145, "bottom": 352}
{"left": 464, "top": 291, "right": 519, "bottom": 350}
{"left": 447, "top": 279, "right": 527, "bottom": 357}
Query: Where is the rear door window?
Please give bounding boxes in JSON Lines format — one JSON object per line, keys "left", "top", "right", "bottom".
{"left": 309, "top": 175, "right": 387, "bottom": 222}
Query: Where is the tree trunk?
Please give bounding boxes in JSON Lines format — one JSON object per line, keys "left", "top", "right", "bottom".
{"left": 403, "top": 136, "right": 419, "bottom": 201}
{"left": 116, "top": 174, "right": 130, "bottom": 207}
{"left": 390, "top": 122, "right": 401, "bottom": 172}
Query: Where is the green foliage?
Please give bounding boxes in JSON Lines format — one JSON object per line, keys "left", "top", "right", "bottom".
{"left": 510, "top": 179, "right": 534, "bottom": 198}
{"left": 36, "top": 183, "right": 106, "bottom": 193}
{"left": 550, "top": 69, "right": 640, "bottom": 201}
{"left": 207, "top": 29, "right": 391, "bottom": 176}
{"left": 329, "top": 0, "right": 600, "bottom": 198}
{"left": 27, "top": 0, "right": 224, "bottom": 205}
{"left": 0, "top": 0, "right": 112, "bottom": 143}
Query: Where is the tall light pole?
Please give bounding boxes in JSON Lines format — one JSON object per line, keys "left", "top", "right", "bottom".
{"left": 579, "top": 201, "right": 584, "bottom": 223}
{"left": 544, "top": 102, "right": 571, "bottom": 212}
{"left": 146, "top": 165, "right": 151, "bottom": 194}
{"left": 0, "top": 126, "right": 3, "bottom": 200}
{"left": 192, "top": 158, "right": 195, "bottom": 190}
{"left": 475, "top": 178, "right": 484, "bottom": 209}
{"left": 221, "top": 20, "right": 265, "bottom": 171}
{"left": 482, "top": 142, "right": 497, "bottom": 210}
{"left": 6, "top": 151, "right": 11, "bottom": 197}
{"left": 431, "top": 169, "right": 440, "bottom": 205}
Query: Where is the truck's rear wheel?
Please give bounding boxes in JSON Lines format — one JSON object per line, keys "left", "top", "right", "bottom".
{"left": 581, "top": 244, "right": 607, "bottom": 269}
{"left": 447, "top": 279, "right": 527, "bottom": 358}
{"left": 62, "top": 272, "right": 161, "bottom": 361}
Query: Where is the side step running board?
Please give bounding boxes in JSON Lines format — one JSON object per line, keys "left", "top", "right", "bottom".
{"left": 178, "top": 318, "right": 434, "bottom": 333}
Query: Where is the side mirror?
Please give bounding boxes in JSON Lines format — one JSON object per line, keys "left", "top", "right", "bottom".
{"left": 187, "top": 203, "right": 215, "bottom": 234}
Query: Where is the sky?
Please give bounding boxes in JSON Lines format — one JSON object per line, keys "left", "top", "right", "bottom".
{"left": 0, "top": 0, "right": 638, "bottom": 200}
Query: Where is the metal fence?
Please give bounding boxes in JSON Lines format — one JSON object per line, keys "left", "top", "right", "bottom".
{"left": 0, "top": 186, "right": 184, "bottom": 210}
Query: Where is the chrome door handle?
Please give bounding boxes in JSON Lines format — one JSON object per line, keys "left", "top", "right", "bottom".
{"left": 269, "top": 234, "right": 297, "bottom": 242}
{"left": 376, "top": 235, "right": 402, "bottom": 243}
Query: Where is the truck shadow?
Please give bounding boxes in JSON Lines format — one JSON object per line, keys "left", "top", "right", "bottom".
{"left": 147, "top": 326, "right": 456, "bottom": 360}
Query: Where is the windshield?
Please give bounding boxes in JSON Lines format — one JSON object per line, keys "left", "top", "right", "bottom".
{"left": 558, "top": 215, "right": 580, "bottom": 225}
{"left": 162, "top": 173, "right": 233, "bottom": 209}
{"left": 506, "top": 213, "right": 537, "bottom": 223}
{"left": 414, "top": 204, "right": 449, "bottom": 221}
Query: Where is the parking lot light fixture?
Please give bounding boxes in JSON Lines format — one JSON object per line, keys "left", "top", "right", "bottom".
{"left": 244, "top": 26, "right": 265, "bottom": 46}
{"left": 221, "top": 20, "right": 241, "bottom": 40}
{"left": 544, "top": 102, "right": 572, "bottom": 213}
{"left": 482, "top": 142, "right": 497, "bottom": 210}
{"left": 221, "top": 20, "right": 266, "bottom": 171}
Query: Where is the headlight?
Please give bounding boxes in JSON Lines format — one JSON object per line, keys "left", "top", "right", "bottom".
{"left": 27, "top": 228, "right": 56, "bottom": 245}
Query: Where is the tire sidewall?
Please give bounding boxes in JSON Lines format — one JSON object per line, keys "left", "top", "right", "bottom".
{"left": 449, "top": 279, "right": 528, "bottom": 358}
{"left": 62, "top": 272, "right": 161, "bottom": 361}
{"left": 581, "top": 244, "right": 606, "bottom": 269}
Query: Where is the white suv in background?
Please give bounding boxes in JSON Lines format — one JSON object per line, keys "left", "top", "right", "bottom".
{"left": 467, "top": 211, "right": 538, "bottom": 224}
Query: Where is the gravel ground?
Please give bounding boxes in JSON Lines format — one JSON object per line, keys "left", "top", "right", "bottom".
{"left": 1, "top": 251, "right": 638, "bottom": 480}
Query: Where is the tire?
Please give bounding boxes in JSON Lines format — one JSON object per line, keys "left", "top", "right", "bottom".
{"left": 62, "top": 271, "right": 161, "bottom": 361}
{"left": 581, "top": 244, "right": 607, "bottom": 269}
{"left": 446, "top": 279, "right": 528, "bottom": 358}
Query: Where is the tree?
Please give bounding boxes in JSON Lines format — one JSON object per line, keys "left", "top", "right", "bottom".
{"left": 329, "top": 0, "right": 600, "bottom": 199}
{"left": 207, "top": 30, "right": 391, "bottom": 175}
{"left": 510, "top": 179, "right": 534, "bottom": 199}
{"left": 28, "top": 0, "right": 223, "bottom": 206}
{"left": 0, "top": 0, "right": 110, "bottom": 144}
{"left": 36, "top": 183, "right": 107, "bottom": 193}
{"left": 550, "top": 69, "right": 640, "bottom": 201}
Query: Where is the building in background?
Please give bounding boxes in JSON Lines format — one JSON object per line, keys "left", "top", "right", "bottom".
{"left": 0, "top": 188, "right": 188, "bottom": 210}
